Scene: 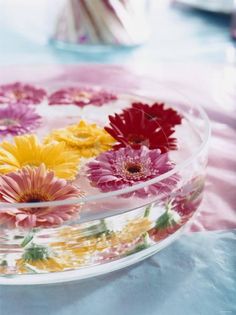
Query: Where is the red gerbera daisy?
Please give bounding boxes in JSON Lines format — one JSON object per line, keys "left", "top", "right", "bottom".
{"left": 131, "top": 102, "right": 182, "bottom": 128}
{"left": 105, "top": 107, "right": 177, "bottom": 153}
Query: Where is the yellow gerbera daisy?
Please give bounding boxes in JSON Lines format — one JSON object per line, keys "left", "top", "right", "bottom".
{"left": 116, "top": 217, "right": 151, "bottom": 243}
{"left": 16, "top": 257, "right": 71, "bottom": 273}
{"left": 15, "top": 218, "right": 152, "bottom": 274}
{"left": 45, "top": 120, "right": 116, "bottom": 158}
{"left": 51, "top": 233, "right": 109, "bottom": 256}
{"left": 16, "top": 244, "right": 77, "bottom": 273}
{"left": 52, "top": 217, "right": 152, "bottom": 255}
{"left": 0, "top": 264, "right": 8, "bottom": 275}
{"left": 0, "top": 134, "right": 80, "bottom": 180}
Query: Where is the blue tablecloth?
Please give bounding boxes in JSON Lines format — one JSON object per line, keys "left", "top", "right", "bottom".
{"left": 0, "top": 2, "right": 235, "bottom": 315}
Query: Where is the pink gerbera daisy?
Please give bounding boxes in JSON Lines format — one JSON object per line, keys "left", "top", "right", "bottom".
{"left": 0, "top": 164, "right": 82, "bottom": 229}
{"left": 0, "top": 104, "right": 41, "bottom": 136}
{"left": 105, "top": 108, "right": 177, "bottom": 153}
{"left": 0, "top": 82, "right": 46, "bottom": 105}
{"left": 87, "top": 146, "right": 178, "bottom": 198}
{"left": 49, "top": 87, "right": 117, "bottom": 107}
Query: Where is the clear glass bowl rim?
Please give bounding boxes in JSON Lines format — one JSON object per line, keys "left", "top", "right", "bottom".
{"left": 0, "top": 85, "right": 211, "bottom": 211}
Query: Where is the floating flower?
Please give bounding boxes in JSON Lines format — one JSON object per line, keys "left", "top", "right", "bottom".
{"left": 116, "top": 217, "right": 151, "bottom": 243}
{"left": 0, "top": 82, "right": 46, "bottom": 105}
{"left": 130, "top": 102, "right": 182, "bottom": 128}
{"left": 0, "top": 134, "right": 80, "bottom": 179}
{"left": 148, "top": 222, "right": 181, "bottom": 242}
{"left": 14, "top": 216, "right": 152, "bottom": 272}
{"left": 0, "top": 260, "right": 16, "bottom": 275}
{"left": 51, "top": 217, "right": 151, "bottom": 265}
{"left": 51, "top": 234, "right": 109, "bottom": 259}
{"left": 148, "top": 209, "right": 182, "bottom": 242}
{"left": 0, "top": 260, "right": 8, "bottom": 275}
{"left": 16, "top": 256, "right": 73, "bottom": 273}
{"left": 56, "top": 217, "right": 151, "bottom": 249}
{"left": 148, "top": 203, "right": 182, "bottom": 242}
{"left": 0, "top": 104, "right": 41, "bottom": 136}
{"left": 99, "top": 230, "right": 149, "bottom": 262}
{"left": 105, "top": 108, "right": 177, "bottom": 153}
{"left": 45, "top": 120, "right": 116, "bottom": 158}
{"left": 0, "top": 164, "right": 82, "bottom": 229}
{"left": 87, "top": 146, "right": 178, "bottom": 198}
{"left": 49, "top": 87, "right": 117, "bottom": 107}
{"left": 16, "top": 244, "right": 73, "bottom": 273}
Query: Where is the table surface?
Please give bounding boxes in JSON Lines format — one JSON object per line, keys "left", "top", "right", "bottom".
{"left": 0, "top": 2, "right": 236, "bottom": 315}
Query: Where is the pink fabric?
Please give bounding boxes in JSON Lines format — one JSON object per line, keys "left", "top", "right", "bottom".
{"left": 0, "top": 64, "right": 235, "bottom": 232}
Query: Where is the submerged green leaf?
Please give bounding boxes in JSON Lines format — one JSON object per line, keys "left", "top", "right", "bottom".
{"left": 23, "top": 244, "right": 49, "bottom": 262}
{"left": 155, "top": 210, "right": 177, "bottom": 230}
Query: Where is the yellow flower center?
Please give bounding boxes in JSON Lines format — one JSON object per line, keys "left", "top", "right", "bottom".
{"left": 73, "top": 91, "right": 91, "bottom": 103}
{"left": 59, "top": 130, "right": 98, "bottom": 148}
{"left": 73, "top": 132, "right": 91, "bottom": 141}
{"left": 12, "top": 90, "right": 26, "bottom": 100}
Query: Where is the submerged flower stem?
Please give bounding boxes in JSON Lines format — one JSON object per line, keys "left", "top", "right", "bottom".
{"left": 24, "top": 264, "right": 39, "bottom": 274}
{"left": 164, "top": 199, "right": 174, "bottom": 212}
{"left": 126, "top": 233, "right": 149, "bottom": 256}
{"left": 155, "top": 210, "right": 177, "bottom": 230}
{"left": 87, "top": 218, "right": 109, "bottom": 237}
{"left": 21, "top": 229, "right": 36, "bottom": 247}
{"left": 155, "top": 201, "right": 177, "bottom": 230}
{"left": 144, "top": 203, "right": 153, "bottom": 218}
{"left": 100, "top": 219, "right": 107, "bottom": 233}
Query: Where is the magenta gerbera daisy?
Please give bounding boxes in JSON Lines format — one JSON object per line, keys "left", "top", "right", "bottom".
{"left": 49, "top": 87, "right": 117, "bottom": 107}
{"left": 0, "top": 164, "right": 82, "bottom": 229}
{"left": 0, "top": 82, "right": 46, "bottom": 105}
{"left": 131, "top": 102, "right": 182, "bottom": 128}
{"left": 87, "top": 146, "right": 178, "bottom": 198}
{"left": 105, "top": 107, "right": 177, "bottom": 153}
{"left": 0, "top": 104, "right": 41, "bottom": 136}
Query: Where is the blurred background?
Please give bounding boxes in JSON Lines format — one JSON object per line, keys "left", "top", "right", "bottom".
{"left": 0, "top": 0, "right": 235, "bottom": 66}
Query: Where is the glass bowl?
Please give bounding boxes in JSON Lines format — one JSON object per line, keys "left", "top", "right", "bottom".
{"left": 0, "top": 65, "right": 210, "bottom": 285}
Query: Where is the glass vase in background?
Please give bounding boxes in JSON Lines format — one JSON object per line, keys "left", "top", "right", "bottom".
{"left": 51, "top": 0, "right": 150, "bottom": 52}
